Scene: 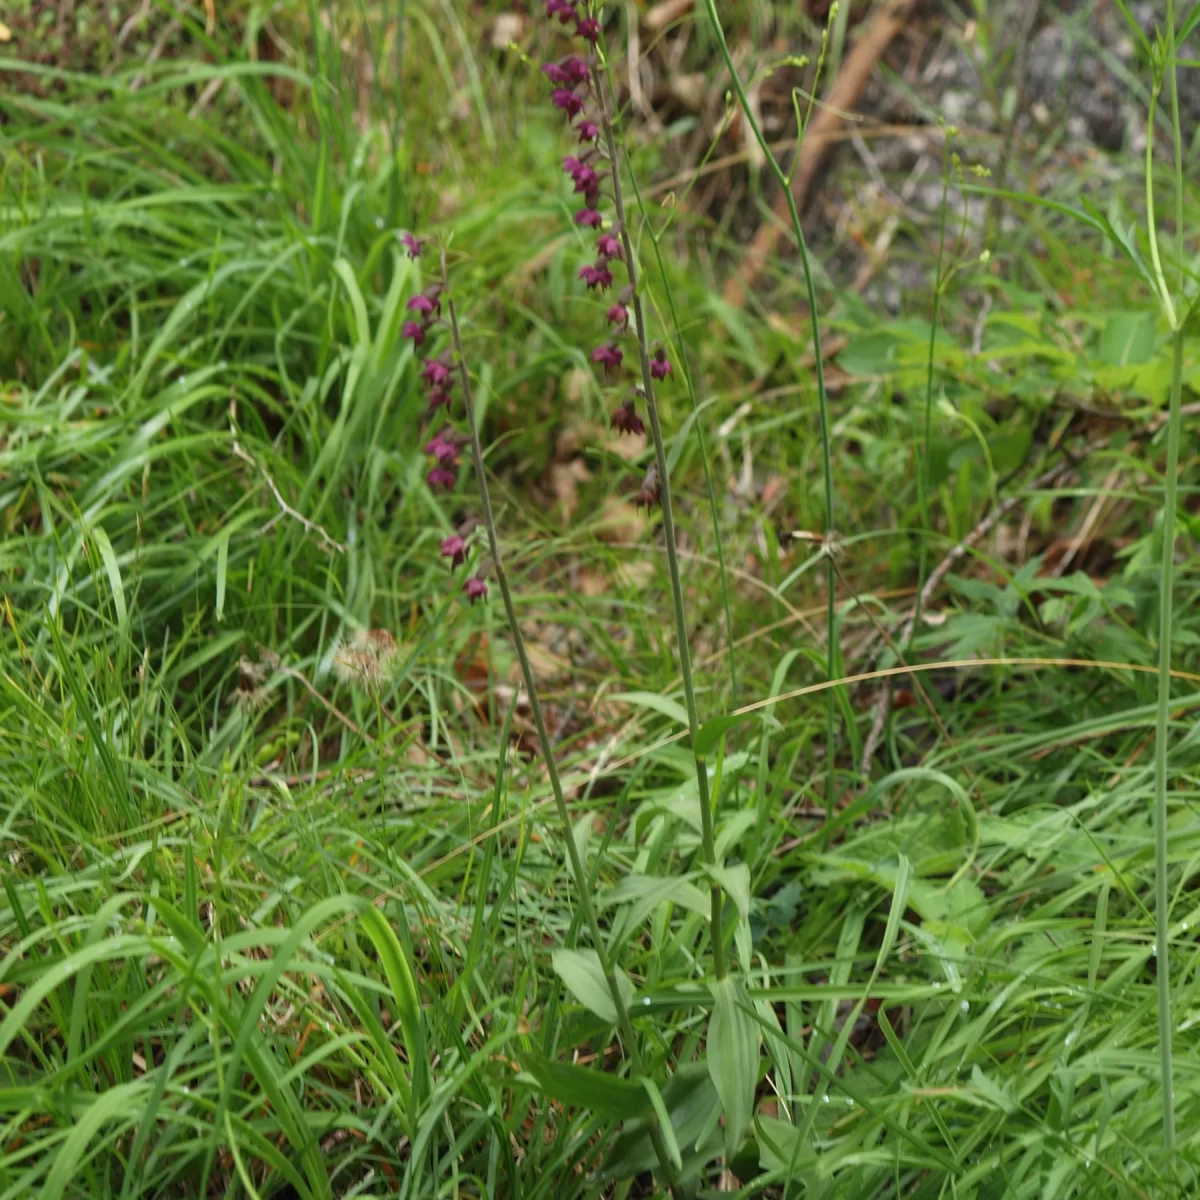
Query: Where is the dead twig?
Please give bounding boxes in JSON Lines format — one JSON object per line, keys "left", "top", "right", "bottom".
{"left": 229, "top": 401, "right": 344, "bottom": 553}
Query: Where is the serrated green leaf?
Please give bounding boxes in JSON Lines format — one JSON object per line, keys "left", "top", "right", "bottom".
{"left": 551, "top": 948, "right": 632, "bottom": 1024}
{"left": 707, "top": 977, "right": 759, "bottom": 1157}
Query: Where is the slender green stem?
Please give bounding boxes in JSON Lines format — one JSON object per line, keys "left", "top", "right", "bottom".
{"left": 623, "top": 163, "right": 739, "bottom": 705}
{"left": 914, "top": 146, "right": 951, "bottom": 640}
{"left": 444, "top": 279, "right": 683, "bottom": 1196}
{"left": 1152, "top": 2, "right": 1183, "bottom": 1165}
{"left": 701, "top": 0, "right": 837, "bottom": 823}
{"left": 592, "top": 68, "right": 727, "bottom": 980}
{"left": 1154, "top": 328, "right": 1182, "bottom": 1163}
{"left": 1168, "top": 4, "right": 1184, "bottom": 298}
{"left": 1144, "top": 84, "right": 1177, "bottom": 329}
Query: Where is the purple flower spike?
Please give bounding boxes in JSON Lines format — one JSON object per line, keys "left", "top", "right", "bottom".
{"left": 576, "top": 15, "right": 600, "bottom": 42}
{"left": 551, "top": 89, "right": 585, "bottom": 118}
{"left": 407, "top": 293, "right": 439, "bottom": 317}
{"left": 575, "top": 207, "right": 603, "bottom": 228}
{"left": 464, "top": 575, "right": 489, "bottom": 603}
{"left": 560, "top": 56, "right": 590, "bottom": 84}
{"left": 611, "top": 399, "right": 644, "bottom": 437}
{"left": 650, "top": 346, "right": 672, "bottom": 380}
{"left": 576, "top": 118, "right": 600, "bottom": 143}
{"left": 578, "top": 263, "right": 613, "bottom": 291}
{"left": 596, "top": 232, "right": 622, "bottom": 260}
{"left": 546, "top": 0, "right": 576, "bottom": 23}
{"left": 441, "top": 534, "right": 467, "bottom": 568}
{"left": 424, "top": 429, "right": 460, "bottom": 466}
{"left": 591, "top": 341, "right": 623, "bottom": 374}
{"left": 542, "top": 62, "right": 568, "bottom": 84}
{"left": 606, "top": 302, "right": 628, "bottom": 329}
{"left": 399, "top": 232, "right": 423, "bottom": 259}
{"left": 421, "top": 357, "right": 452, "bottom": 388}
{"left": 402, "top": 321, "right": 426, "bottom": 345}
{"left": 426, "top": 465, "right": 457, "bottom": 491}
{"left": 562, "top": 154, "right": 584, "bottom": 176}
{"left": 571, "top": 164, "right": 599, "bottom": 194}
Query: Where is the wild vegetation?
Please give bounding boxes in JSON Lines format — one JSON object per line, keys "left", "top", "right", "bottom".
{"left": 2, "top": 1, "right": 1199, "bottom": 1196}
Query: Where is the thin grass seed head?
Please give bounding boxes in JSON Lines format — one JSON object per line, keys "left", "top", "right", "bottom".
{"left": 332, "top": 628, "right": 399, "bottom": 691}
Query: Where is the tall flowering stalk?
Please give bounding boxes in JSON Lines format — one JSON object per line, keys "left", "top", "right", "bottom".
{"left": 402, "top": 229, "right": 683, "bottom": 1193}
{"left": 537, "top": 8, "right": 729, "bottom": 979}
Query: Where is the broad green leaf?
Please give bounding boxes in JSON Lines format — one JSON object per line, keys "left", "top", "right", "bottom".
{"left": 703, "top": 862, "right": 751, "bottom": 922}
{"left": 520, "top": 1054, "right": 650, "bottom": 1119}
{"left": 603, "top": 1061, "right": 721, "bottom": 1181}
{"left": 551, "top": 948, "right": 632, "bottom": 1024}
{"left": 358, "top": 905, "right": 428, "bottom": 1111}
{"left": 874, "top": 853, "right": 911, "bottom": 974}
{"left": 639, "top": 1076, "right": 683, "bottom": 1174}
{"left": 693, "top": 712, "right": 753, "bottom": 758}
{"left": 214, "top": 530, "right": 229, "bottom": 623}
{"left": 89, "top": 525, "right": 126, "bottom": 630}
{"left": 707, "top": 977, "right": 759, "bottom": 1157}
{"left": 1096, "top": 311, "right": 1156, "bottom": 367}
{"left": 714, "top": 810, "right": 757, "bottom": 861}
{"left": 756, "top": 1115, "right": 817, "bottom": 1176}
{"left": 612, "top": 690, "right": 690, "bottom": 728}
{"left": 755, "top": 997, "right": 793, "bottom": 1118}
{"left": 333, "top": 258, "right": 371, "bottom": 349}
{"left": 600, "top": 873, "right": 711, "bottom": 931}
{"left": 987, "top": 427, "right": 1032, "bottom": 473}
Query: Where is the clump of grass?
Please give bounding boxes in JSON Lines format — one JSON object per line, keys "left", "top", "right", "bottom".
{"left": 2, "top": 2, "right": 1200, "bottom": 1197}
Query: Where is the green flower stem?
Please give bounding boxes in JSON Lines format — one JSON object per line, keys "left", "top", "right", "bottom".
{"left": 444, "top": 278, "right": 683, "bottom": 1197}
{"left": 701, "top": 0, "right": 838, "bottom": 822}
{"left": 1154, "top": 326, "right": 1183, "bottom": 1161}
{"left": 1151, "top": 0, "right": 1184, "bottom": 1162}
{"left": 592, "top": 67, "right": 727, "bottom": 982}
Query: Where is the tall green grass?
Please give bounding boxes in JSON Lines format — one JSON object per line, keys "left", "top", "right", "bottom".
{"left": 2, "top": 3, "right": 1199, "bottom": 1196}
